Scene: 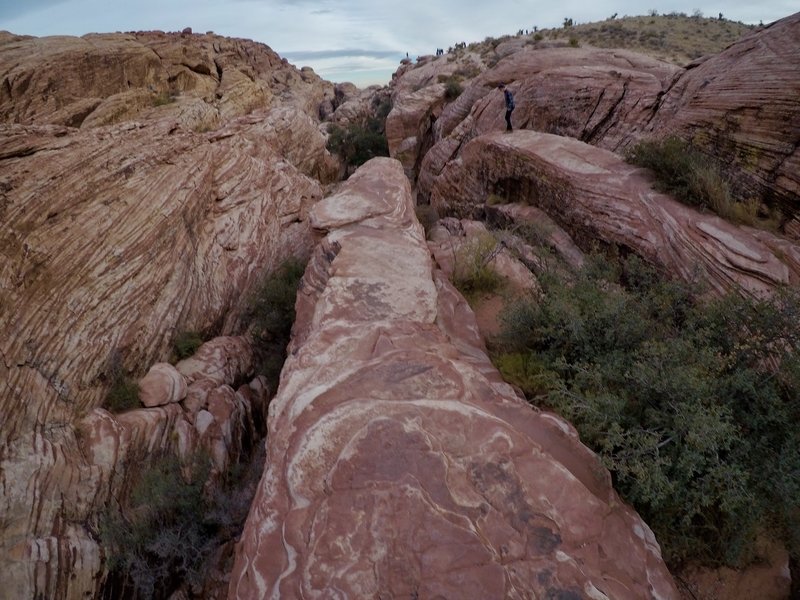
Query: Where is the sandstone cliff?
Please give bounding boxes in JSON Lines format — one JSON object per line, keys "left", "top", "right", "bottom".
{"left": 228, "top": 158, "right": 679, "bottom": 599}
{"left": 0, "top": 29, "right": 333, "bottom": 129}
{"left": 0, "top": 29, "right": 341, "bottom": 599}
{"left": 390, "top": 12, "right": 800, "bottom": 233}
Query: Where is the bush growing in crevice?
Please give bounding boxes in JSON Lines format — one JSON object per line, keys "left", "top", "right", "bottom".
{"left": 104, "top": 352, "right": 140, "bottom": 412}
{"left": 99, "top": 447, "right": 265, "bottom": 600}
{"left": 172, "top": 330, "right": 204, "bottom": 361}
{"left": 624, "top": 136, "right": 781, "bottom": 229}
{"left": 326, "top": 97, "right": 391, "bottom": 170}
{"left": 451, "top": 234, "right": 504, "bottom": 301}
{"left": 492, "top": 253, "right": 800, "bottom": 568}
{"left": 245, "top": 258, "right": 307, "bottom": 389}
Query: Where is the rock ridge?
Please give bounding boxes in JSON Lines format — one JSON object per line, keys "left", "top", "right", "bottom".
{"left": 228, "top": 157, "right": 678, "bottom": 599}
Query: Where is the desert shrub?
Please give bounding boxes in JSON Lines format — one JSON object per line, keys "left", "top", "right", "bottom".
{"left": 451, "top": 234, "right": 504, "bottom": 301}
{"left": 100, "top": 449, "right": 263, "bottom": 599}
{"left": 569, "top": 36, "right": 580, "bottom": 47}
{"left": 493, "top": 253, "right": 800, "bottom": 567}
{"left": 246, "top": 258, "right": 306, "bottom": 387}
{"left": 152, "top": 91, "right": 175, "bottom": 107}
{"left": 326, "top": 120, "right": 389, "bottom": 168}
{"left": 623, "top": 136, "right": 772, "bottom": 225}
{"left": 106, "top": 377, "right": 139, "bottom": 412}
{"left": 172, "top": 330, "right": 204, "bottom": 361}
{"left": 533, "top": 33, "right": 544, "bottom": 41}
{"left": 444, "top": 78, "right": 463, "bottom": 100}
{"left": 105, "top": 354, "right": 140, "bottom": 412}
{"left": 100, "top": 456, "right": 212, "bottom": 598}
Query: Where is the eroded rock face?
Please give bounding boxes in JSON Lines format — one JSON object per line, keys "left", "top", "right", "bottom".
{"left": 406, "top": 47, "right": 678, "bottom": 196}
{"left": 2, "top": 333, "right": 268, "bottom": 599}
{"left": 228, "top": 157, "right": 678, "bottom": 599}
{"left": 0, "top": 112, "right": 321, "bottom": 596}
{"left": 430, "top": 130, "right": 800, "bottom": 298}
{"left": 647, "top": 12, "right": 800, "bottom": 219}
{"left": 0, "top": 30, "right": 332, "bottom": 128}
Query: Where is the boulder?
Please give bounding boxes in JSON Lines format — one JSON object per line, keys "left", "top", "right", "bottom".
{"left": 138, "top": 362, "right": 186, "bottom": 407}
{"left": 228, "top": 158, "right": 678, "bottom": 599}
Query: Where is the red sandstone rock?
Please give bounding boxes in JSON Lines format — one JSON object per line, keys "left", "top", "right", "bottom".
{"left": 430, "top": 131, "right": 800, "bottom": 298}
{"left": 228, "top": 158, "right": 678, "bottom": 599}
{"left": 647, "top": 12, "right": 800, "bottom": 220}
{"left": 138, "top": 362, "right": 187, "bottom": 407}
{"left": 0, "top": 113, "right": 319, "bottom": 596}
{"left": 0, "top": 30, "right": 333, "bottom": 128}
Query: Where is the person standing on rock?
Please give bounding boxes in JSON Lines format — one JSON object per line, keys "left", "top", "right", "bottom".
{"left": 499, "top": 83, "right": 515, "bottom": 132}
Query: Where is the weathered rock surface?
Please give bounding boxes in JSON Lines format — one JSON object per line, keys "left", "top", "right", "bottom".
{"left": 408, "top": 47, "right": 678, "bottom": 196}
{"left": 228, "top": 157, "right": 678, "bottom": 599}
{"left": 385, "top": 83, "right": 447, "bottom": 181}
{"left": 0, "top": 30, "right": 332, "bottom": 128}
{"left": 2, "top": 333, "right": 268, "bottom": 600}
{"left": 430, "top": 131, "right": 800, "bottom": 298}
{"left": 396, "top": 16, "right": 800, "bottom": 229}
{"left": 647, "top": 12, "right": 800, "bottom": 219}
{"left": 0, "top": 110, "right": 322, "bottom": 596}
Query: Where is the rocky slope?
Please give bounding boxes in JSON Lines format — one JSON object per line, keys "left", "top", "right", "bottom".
{"left": 228, "top": 158, "right": 678, "bottom": 599}
{"left": 390, "top": 12, "right": 800, "bottom": 234}
{"left": 0, "top": 29, "right": 342, "bottom": 599}
{"left": 0, "top": 29, "right": 332, "bottom": 129}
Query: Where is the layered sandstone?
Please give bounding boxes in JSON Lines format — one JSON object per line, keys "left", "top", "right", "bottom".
{"left": 0, "top": 30, "right": 332, "bottom": 128}
{"left": 429, "top": 131, "right": 800, "bottom": 298}
{"left": 228, "top": 158, "right": 678, "bottom": 599}
{"left": 412, "top": 47, "right": 678, "bottom": 199}
{"left": 0, "top": 110, "right": 324, "bottom": 597}
{"left": 646, "top": 12, "right": 800, "bottom": 218}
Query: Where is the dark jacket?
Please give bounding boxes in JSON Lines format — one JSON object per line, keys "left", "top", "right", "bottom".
{"left": 504, "top": 89, "right": 515, "bottom": 110}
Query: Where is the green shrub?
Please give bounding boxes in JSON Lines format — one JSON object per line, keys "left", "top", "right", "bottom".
{"left": 100, "top": 450, "right": 263, "bottom": 599}
{"left": 246, "top": 258, "right": 307, "bottom": 387}
{"left": 493, "top": 254, "right": 800, "bottom": 567}
{"left": 106, "top": 376, "right": 140, "bottom": 412}
{"left": 622, "top": 136, "right": 776, "bottom": 227}
{"left": 100, "top": 456, "right": 213, "bottom": 598}
{"left": 152, "top": 91, "right": 175, "bottom": 107}
{"left": 105, "top": 353, "right": 140, "bottom": 412}
{"left": 327, "top": 99, "right": 391, "bottom": 170}
{"left": 569, "top": 36, "right": 580, "bottom": 47}
{"left": 172, "top": 330, "right": 204, "bottom": 360}
{"left": 444, "top": 78, "right": 463, "bottom": 100}
{"left": 451, "top": 234, "right": 504, "bottom": 301}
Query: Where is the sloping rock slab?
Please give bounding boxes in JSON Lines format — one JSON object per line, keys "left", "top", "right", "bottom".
{"left": 648, "top": 12, "right": 800, "bottom": 220}
{"left": 228, "top": 157, "right": 678, "bottom": 599}
{"left": 430, "top": 131, "right": 800, "bottom": 298}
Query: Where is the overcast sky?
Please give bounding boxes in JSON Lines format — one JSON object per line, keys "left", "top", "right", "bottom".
{"left": 0, "top": 0, "right": 796, "bottom": 86}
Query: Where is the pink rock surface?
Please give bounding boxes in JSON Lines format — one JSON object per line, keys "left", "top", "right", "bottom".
{"left": 0, "top": 30, "right": 332, "bottom": 128}
{"left": 0, "top": 105, "right": 316, "bottom": 597}
{"left": 430, "top": 131, "right": 800, "bottom": 298}
{"left": 138, "top": 362, "right": 187, "bottom": 407}
{"left": 228, "top": 158, "right": 678, "bottom": 599}
{"left": 647, "top": 13, "right": 800, "bottom": 219}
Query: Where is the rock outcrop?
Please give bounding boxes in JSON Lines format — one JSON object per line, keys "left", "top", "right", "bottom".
{"left": 0, "top": 106, "right": 324, "bottom": 597}
{"left": 400, "top": 47, "right": 678, "bottom": 195}
{"left": 0, "top": 30, "right": 332, "bottom": 129}
{"left": 429, "top": 130, "right": 800, "bottom": 298}
{"left": 393, "top": 14, "right": 800, "bottom": 230}
{"left": 646, "top": 12, "right": 800, "bottom": 219}
{"left": 228, "top": 158, "right": 678, "bottom": 599}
